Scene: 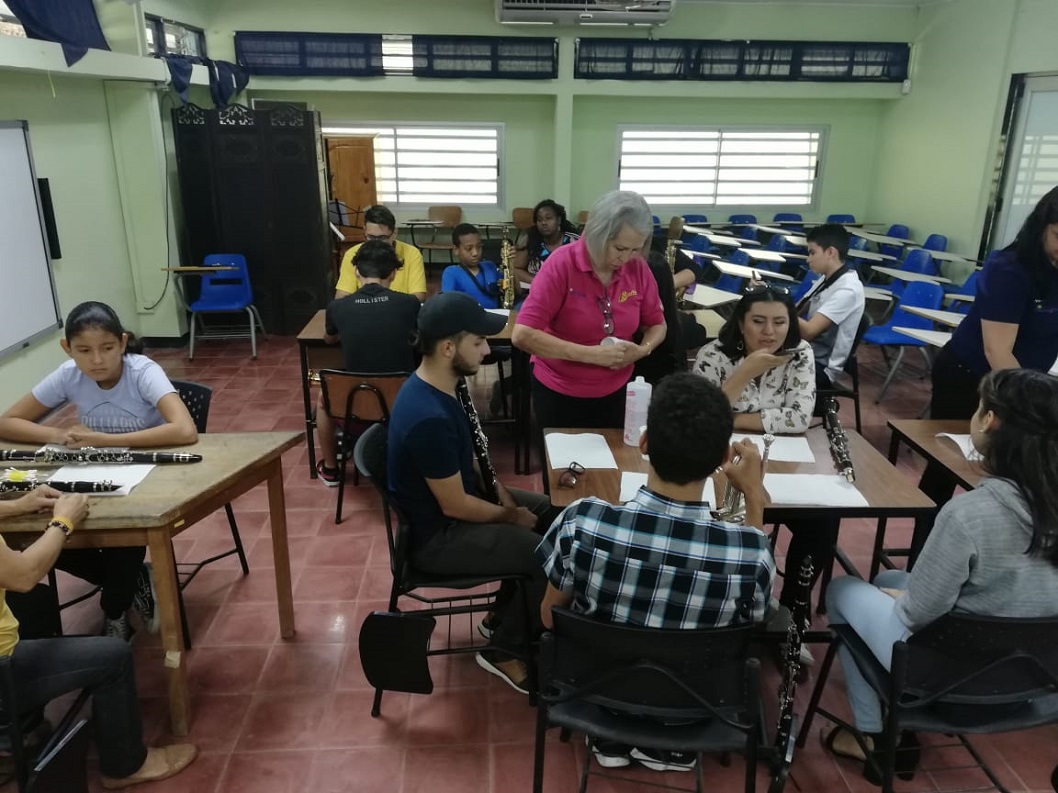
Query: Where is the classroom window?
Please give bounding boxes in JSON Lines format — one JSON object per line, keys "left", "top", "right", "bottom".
{"left": 617, "top": 127, "right": 824, "bottom": 207}
{"left": 0, "top": 1, "right": 25, "bottom": 38}
{"left": 145, "top": 14, "right": 206, "bottom": 58}
{"left": 323, "top": 124, "right": 502, "bottom": 207}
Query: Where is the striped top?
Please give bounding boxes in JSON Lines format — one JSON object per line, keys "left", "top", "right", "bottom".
{"left": 537, "top": 487, "right": 775, "bottom": 629}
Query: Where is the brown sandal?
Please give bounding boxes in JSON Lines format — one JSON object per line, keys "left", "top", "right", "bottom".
{"left": 101, "top": 744, "right": 197, "bottom": 790}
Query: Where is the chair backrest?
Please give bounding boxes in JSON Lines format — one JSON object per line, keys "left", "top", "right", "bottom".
{"left": 666, "top": 215, "right": 684, "bottom": 240}
{"left": 849, "top": 236, "right": 868, "bottom": 251}
{"left": 952, "top": 270, "right": 981, "bottom": 314}
{"left": 773, "top": 212, "right": 803, "bottom": 224}
{"left": 890, "top": 281, "right": 944, "bottom": 329}
{"left": 728, "top": 249, "right": 750, "bottom": 266}
{"left": 728, "top": 213, "right": 756, "bottom": 225}
{"left": 353, "top": 422, "right": 406, "bottom": 580}
{"left": 827, "top": 214, "right": 856, "bottom": 224}
{"left": 901, "top": 248, "right": 937, "bottom": 276}
{"left": 715, "top": 274, "right": 743, "bottom": 293}
{"left": 319, "top": 370, "right": 407, "bottom": 424}
{"left": 199, "top": 254, "right": 253, "bottom": 307}
{"left": 682, "top": 213, "right": 708, "bottom": 224}
{"left": 576, "top": 210, "right": 589, "bottom": 228}
{"left": 896, "top": 613, "right": 1058, "bottom": 709}
{"left": 541, "top": 608, "right": 760, "bottom": 725}
{"left": 511, "top": 207, "right": 534, "bottom": 231}
{"left": 427, "top": 205, "right": 462, "bottom": 227}
{"left": 651, "top": 215, "right": 661, "bottom": 231}
{"left": 792, "top": 272, "right": 821, "bottom": 303}
{"left": 765, "top": 234, "right": 788, "bottom": 253}
{"left": 885, "top": 223, "right": 909, "bottom": 240}
{"left": 923, "top": 233, "right": 948, "bottom": 252}
{"left": 170, "top": 380, "right": 212, "bottom": 434}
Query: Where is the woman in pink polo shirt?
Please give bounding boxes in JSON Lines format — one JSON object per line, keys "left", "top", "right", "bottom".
{"left": 512, "top": 190, "right": 667, "bottom": 431}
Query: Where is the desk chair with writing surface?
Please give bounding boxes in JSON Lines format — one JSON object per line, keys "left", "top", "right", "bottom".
{"left": 0, "top": 656, "right": 92, "bottom": 793}
{"left": 728, "top": 213, "right": 758, "bottom": 242}
{"left": 353, "top": 423, "right": 532, "bottom": 717}
{"left": 799, "top": 613, "right": 1058, "bottom": 793}
{"left": 862, "top": 281, "right": 945, "bottom": 402}
{"left": 187, "top": 254, "right": 265, "bottom": 360}
{"left": 318, "top": 370, "right": 407, "bottom": 524}
{"left": 827, "top": 214, "right": 856, "bottom": 224}
{"left": 682, "top": 213, "right": 708, "bottom": 225}
{"left": 512, "top": 207, "right": 534, "bottom": 247}
{"left": 533, "top": 609, "right": 762, "bottom": 793}
{"left": 878, "top": 224, "right": 910, "bottom": 260}
{"left": 867, "top": 249, "right": 937, "bottom": 300}
{"left": 922, "top": 233, "right": 947, "bottom": 252}
{"left": 772, "top": 213, "right": 803, "bottom": 233}
{"left": 945, "top": 269, "right": 979, "bottom": 314}
{"left": 416, "top": 206, "right": 463, "bottom": 269}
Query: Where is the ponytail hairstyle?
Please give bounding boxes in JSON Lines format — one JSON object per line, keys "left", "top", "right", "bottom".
{"left": 64, "top": 301, "right": 144, "bottom": 355}
{"left": 976, "top": 368, "right": 1058, "bottom": 565}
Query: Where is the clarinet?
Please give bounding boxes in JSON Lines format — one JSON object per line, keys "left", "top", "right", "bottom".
{"left": 821, "top": 398, "right": 855, "bottom": 483}
{"left": 769, "top": 556, "right": 815, "bottom": 793}
{"left": 454, "top": 378, "right": 500, "bottom": 504}
{"left": 0, "top": 447, "right": 202, "bottom": 465}
{"left": 0, "top": 480, "right": 120, "bottom": 493}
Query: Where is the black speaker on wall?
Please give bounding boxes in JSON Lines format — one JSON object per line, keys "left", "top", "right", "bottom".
{"left": 171, "top": 103, "right": 330, "bottom": 335}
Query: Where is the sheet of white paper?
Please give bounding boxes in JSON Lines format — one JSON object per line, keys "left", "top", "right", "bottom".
{"left": 545, "top": 433, "right": 617, "bottom": 470}
{"left": 485, "top": 308, "right": 510, "bottom": 317}
{"left": 49, "top": 464, "right": 155, "bottom": 497}
{"left": 763, "top": 474, "right": 867, "bottom": 507}
{"left": 619, "top": 472, "right": 712, "bottom": 506}
{"left": 734, "top": 434, "right": 815, "bottom": 463}
{"left": 936, "top": 433, "right": 983, "bottom": 461}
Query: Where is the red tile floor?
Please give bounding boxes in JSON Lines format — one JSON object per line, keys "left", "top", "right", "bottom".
{"left": 17, "top": 322, "right": 1058, "bottom": 793}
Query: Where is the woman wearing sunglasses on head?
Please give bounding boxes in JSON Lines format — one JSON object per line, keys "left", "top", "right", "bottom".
{"left": 693, "top": 287, "right": 829, "bottom": 649}
{"left": 512, "top": 190, "right": 667, "bottom": 433}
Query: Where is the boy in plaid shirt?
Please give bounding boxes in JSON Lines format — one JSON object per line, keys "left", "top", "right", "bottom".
{"left": 536, "top": 373, "right": 776, "bottom": 772}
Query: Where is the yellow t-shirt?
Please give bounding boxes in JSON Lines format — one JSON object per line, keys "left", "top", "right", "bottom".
{"left": 0, "top": 538, "right": 20, "bottom": 658}
{"left": 336, "top": 239, "right": 427, "bottom": 296}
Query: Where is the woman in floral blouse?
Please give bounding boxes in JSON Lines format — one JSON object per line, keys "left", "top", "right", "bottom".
{"left": 693, "top": 285, "right": 830, "bottom": 646}
{"left": 693, "top": 285, "right": 816, "bottom": 434}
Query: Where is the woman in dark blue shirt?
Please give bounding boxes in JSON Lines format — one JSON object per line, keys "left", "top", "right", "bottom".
{"left": 913, "top": 186, "right": 1058, "bottom": 561}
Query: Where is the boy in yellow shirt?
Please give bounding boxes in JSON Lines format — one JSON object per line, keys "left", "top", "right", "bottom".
{"left": 335, "top": 205, "right": 427, "bottom": 301}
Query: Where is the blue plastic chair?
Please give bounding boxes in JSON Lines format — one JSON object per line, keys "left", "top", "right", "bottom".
{"left": 862, "top": 281, "right": 944, "bottom": 402}
{"left": 188, "top": 253, "right": 265, "bottom": 359}
{"left": 947, "top": 269, "right": 980, "bottom": 314}
{"left": 651, "top": 215, "right": 662, "bottom": 231}
{"left": 772, "top": 212, "right": 803, "bottom": 233}
{"left": 879, "top": 223, "right": 910, "bottom": 260}
{"left": 682, "top": 214, "right": 708, "bottom": 224}
{"left": 729, "top": 214, "right": 758, "bottom": 242}
{"left": 922, "top": 233, "right": 948, "bottom": 252}
{"left": 869, "top": 249, "right": 938, "bottom": 299}
{"left": 791, "top": 272, "right": 821, "bottom": 303}
{"left": 714, "top": 274, "right": 743, "bottom": 294}
{"left": 827, "top": 214, "right": 856, "bottom": 224}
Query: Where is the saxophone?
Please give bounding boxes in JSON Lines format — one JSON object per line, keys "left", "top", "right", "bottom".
{"left": 665, "top": 238, "right": 686, "bottom": 301}
{"left": 714, "top": 434, "right": 773, "bottom": 523}
{"left": 499, "top": 226, "right": 516, "bottom": 310}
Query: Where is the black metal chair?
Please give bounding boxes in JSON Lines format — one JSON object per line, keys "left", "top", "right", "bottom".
{"left": 814, "top": 313, "right": 871, "bottom": 433}
{"left": 534, "top": 608, "right": 762, "bottom": 793}
{"left": 169, "top": 381, "right": 248, "bottom": 648}
{"left": 0, "top": 655, "right": 92, "bottom": 793}
{"left": 799, "top": 612, "right": 1058, "bottom": 793}
{"left": 318, "top": 370, "right": 408, "bottom": 524}
{"left": 353, "top": 423, "right": 531, "bottom": 717}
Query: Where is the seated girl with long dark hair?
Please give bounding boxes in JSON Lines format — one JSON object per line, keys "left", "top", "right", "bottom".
{"left": 824, "top": 368, "right": 1058, "bottom": 781}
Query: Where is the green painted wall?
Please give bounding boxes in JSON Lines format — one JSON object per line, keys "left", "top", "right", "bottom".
{"left": 0, "top": 72, "right": 140, "bottom": 405}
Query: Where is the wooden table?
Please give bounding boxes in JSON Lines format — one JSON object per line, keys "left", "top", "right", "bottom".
{"left": 297, "top": 310, "right": 346, "bottom": 478}
{"left": 544, "top": 427, "right": 934, "bottom": 520}
{"left": 871, "top": 265, "right": 952, "bottom": 285}
{"left": 892, "top": 327, "right": 952, "bottom": 347}
{"left": 900, "top": 306, "right": 965, "bottom": 328}
{"left": 0, "top": 433, "right": 301, "bottom": 735}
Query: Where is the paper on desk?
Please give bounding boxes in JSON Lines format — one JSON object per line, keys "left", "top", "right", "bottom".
{"left": 936, "top": 433, "right": 983, "bottom": 461}
{"left": 50, "top": 464, "right": 155, "bottom": 497}
{"left": 619, "top": 472, "right": 712, "bottom": 506}
{"left": 545, "top": 433, "right": 617, "bottom": 470}
{"left": 763, "top": 474, "right": 867, "bottom": 507}
{"left": 486, "top": 308, "right": 510, "bottom": 317}
{"left": 735, "top": 434, "right": 815, "bottom": 463}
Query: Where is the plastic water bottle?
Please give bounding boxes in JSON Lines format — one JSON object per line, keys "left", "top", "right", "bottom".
{"left": 623, "top": 376, "right": 652, "bottom": 446}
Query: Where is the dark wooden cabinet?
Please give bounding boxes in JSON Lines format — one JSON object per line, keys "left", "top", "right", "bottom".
{"left": 172, "top": 103, "right": 331, "bottom": 335}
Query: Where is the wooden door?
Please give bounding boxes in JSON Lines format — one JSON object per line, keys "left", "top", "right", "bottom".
{"left": 326, "top": 136, "right": 378, "bottom": 244}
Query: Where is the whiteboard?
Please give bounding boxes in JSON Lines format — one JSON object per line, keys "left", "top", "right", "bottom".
{"left": 0, "top": 121, "right": 62, "bottom": 360}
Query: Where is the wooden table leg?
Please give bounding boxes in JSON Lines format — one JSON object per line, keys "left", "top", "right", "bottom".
{"left": 148, "top": 528, "right": 189, "bottom": 736}
{"left": 267, "top": 459, "right": 296, "bottom": 638}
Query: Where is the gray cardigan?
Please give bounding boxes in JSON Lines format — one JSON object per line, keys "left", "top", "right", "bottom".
{"left": 896, "top": 477, "right": 1058, "bottom": 631}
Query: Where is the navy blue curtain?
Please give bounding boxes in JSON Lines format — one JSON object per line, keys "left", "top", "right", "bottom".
{"left": 7, "top": 0, "right": 109, "bottom": 66}
{"left": 412, "top": 36, "right": 557, "bottom": 79}
{"left": 163, "top": 56, "right": 249, "bottom": 107}
{"left": 235, "top": 32, "right": 384, "bottom": 77}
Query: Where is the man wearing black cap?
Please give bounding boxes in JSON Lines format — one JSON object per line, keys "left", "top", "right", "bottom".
{"left": 387, "top": 292, "right": 555, "bottom": 693}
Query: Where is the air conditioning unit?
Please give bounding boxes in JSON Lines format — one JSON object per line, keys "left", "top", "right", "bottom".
{"left": 496, "top": 0, "right": 674, "bottom": 26}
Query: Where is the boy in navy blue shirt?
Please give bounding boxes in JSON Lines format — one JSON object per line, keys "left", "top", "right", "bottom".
{"left": 441, "top": 223, "right": 504, "bottom": 309}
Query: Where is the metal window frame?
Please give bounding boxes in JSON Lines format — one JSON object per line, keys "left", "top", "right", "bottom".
{"left": 145, "top": 13, "right": 206, "bottom": 59}
{"left": 322, "top": 121, "right": 505, "bottom": 211}
{"left": 615, "top": 123, "right": 829, "bottom": 210}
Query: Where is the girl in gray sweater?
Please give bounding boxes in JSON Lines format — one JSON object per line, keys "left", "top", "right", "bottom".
{"left": 823, "top": 368, "right": 1058, "bottom": 781}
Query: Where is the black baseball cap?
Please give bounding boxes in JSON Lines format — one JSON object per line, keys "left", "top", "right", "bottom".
{"left": 418, "top": 292, "right": 507, "bottom": 340}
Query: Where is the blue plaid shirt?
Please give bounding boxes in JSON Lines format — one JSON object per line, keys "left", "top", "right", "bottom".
{"left": 537, "top": 487, "right": 775, "bottom": 629}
